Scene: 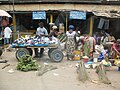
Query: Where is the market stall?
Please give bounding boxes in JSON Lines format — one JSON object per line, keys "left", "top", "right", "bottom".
{"left": 12, "top": 35, "right": 64, "bottom": 62}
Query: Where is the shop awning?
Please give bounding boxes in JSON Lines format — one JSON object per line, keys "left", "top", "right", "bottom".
{"left": 92, "top": 11, "right": 120, "bottom": 18}
{"left": 0, "top": 4, "right": 120, "bottom": 14}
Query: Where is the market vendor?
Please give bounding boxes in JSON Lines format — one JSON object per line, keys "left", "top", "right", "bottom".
{"left": 100, "top": 32, "right": 109, "bottom": 45}
{"left": 36, "top": 22, "right": 48, "bottom": 37}
{"left": 81, "top": 34, "right": 95, "bottom": 57}
{"left": 66, "top": 25, "right": 76, "bottom": 60}
{"left": 110, "top": 40, "right": 120, "bottom": 59}
{"left": 49, "top": 25, "right": 58, "bottom": 37}
{"left": 34, "top": 22, "right": 48, "bottom": 58}
{"left": 108, "top": 33, "right": 116, "bottom": 42}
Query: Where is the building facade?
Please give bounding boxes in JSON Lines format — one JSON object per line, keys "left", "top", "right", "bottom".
{"left": 0, "top": 0, "right": 120, "bottom": 38}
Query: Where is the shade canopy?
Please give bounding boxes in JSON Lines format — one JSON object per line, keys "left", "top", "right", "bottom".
{"left": 0, "top": 9, "right": 11, "bottom": 17}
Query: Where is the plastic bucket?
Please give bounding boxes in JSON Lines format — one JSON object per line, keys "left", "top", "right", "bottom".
{"left": 83, "top": 58, "right": 88, "bottom": 63}
{"left": 82, "top": 56, "right": 89, "bottom": 63}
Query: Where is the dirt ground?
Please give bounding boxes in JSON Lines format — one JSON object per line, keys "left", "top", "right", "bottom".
{"left": 0, "top": 51, "right": 120, "bottom": 90}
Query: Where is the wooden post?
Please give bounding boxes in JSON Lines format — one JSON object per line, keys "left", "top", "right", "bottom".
{"left": 89, "top": 16, "right": 94, "bottom": 36}
{"left": 12, "top": 0, "right": 17, "bottom": 40}
{"left": 50, "top": 14, "right": 53, "bottom": 23}
{"left": 13, "top": 14, "right": 16, "bottom": 40}
{"left": 66, "top": 13, "right": 68, "bottom": 32}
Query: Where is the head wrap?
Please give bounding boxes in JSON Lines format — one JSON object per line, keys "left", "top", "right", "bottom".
{"left": 52, "top": 25, "right": 57, "bottom": 29}
{"left": 69, "top": 25, "right": 74, "bottom": 30}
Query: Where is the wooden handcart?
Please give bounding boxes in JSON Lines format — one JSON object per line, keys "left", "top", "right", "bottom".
{"left": 14, "top": 45, "right": 64, "bottom": 62}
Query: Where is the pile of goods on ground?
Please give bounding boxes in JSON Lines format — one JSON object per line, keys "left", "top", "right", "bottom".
{"left": 12, "top": 35, "right": 58, "bottom": 48}
{"left": 114, "top": 54, "right": 120, "bottom": 68}
{"left": 16, "top": 54, "right": 38, "bottom": 72}
{"left": 16, "top": 54, "right": 57, "bottom": 73}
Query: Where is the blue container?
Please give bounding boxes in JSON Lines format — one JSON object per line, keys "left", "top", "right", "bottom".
{"left": 98, "top": 53, "right": 104, "bottom": 61}
{"left": 87, "top": 61, "right": 93, "bottom": 64}
{"left": 118, "top": 67, "right": 120, "bottom": 72}
{"left": 35, "top": 44, "right": 48, "bottom": 47}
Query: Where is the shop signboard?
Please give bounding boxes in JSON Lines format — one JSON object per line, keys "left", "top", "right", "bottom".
{"left": 32, "top": 11, "right": 46, "bottom": 19}
{"left": 69, "top": 11, "right": 86, "bottom": 20}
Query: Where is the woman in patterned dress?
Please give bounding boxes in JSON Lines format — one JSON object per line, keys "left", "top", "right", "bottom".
{"left": 66, "top": 25, "right": 76, "bottom": 60}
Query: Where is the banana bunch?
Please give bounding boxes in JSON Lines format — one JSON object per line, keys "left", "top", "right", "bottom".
{"left": 17, "top": 55, "right": 38, "bottom": 72}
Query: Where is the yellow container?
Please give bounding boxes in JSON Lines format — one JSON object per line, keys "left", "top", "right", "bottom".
{"left": 73, "top": 50, "right": 81, "bottom": 60}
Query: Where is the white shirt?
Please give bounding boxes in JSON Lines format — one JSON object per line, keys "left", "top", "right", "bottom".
{"left": 36, "top": 27, "right": 48, "bottom": 36}
{"left": 4, "top": 27, "right": 12, "bottom": 38}
{"left": 66, "top": 31, "right": 76, "bottom": 38}
{"left": 101, "top": 36, "right": 109, "bottom": 45}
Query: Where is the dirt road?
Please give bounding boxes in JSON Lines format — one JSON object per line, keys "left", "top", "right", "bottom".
{"left": 0, "top": 51, "right": 120, "bottom": 90}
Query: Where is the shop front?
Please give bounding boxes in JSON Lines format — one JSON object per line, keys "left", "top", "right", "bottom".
{"left": 9, "top": 10, "right": 90, "bottom": 36}
{"left": 92, "top": 11, "right": 120, "bottom": 39}
{"left": 0, "top": 2, "right": 119, "bottom": 38}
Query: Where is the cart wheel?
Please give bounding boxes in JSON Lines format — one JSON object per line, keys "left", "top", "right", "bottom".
{"left": 27, "top": 48, "right": 33, "bottom": 56}
{"left": 0, "top": 48, "right": 3, "bottom": 56}
{"left": 50, "top": 49, "right": 63, "bottom": 62}
{"left": 16, "top": 48, "right": 30, "bottom": 61}
{"left": 48, "top": 48, "right": 56, "bottom": 58}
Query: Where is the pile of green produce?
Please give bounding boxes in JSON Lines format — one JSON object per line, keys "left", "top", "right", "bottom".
{"left": 16, "top": 55, "right": 38, "bottom": 72}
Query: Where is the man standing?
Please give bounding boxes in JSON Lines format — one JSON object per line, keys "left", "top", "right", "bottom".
{"left": 36, "top": 22, "right": 48, "bottom": 37}
{"left": 34, "top": 22, "right": 48, "bottom": 58}
{"left": 4, "top": 24, "right": 12, "bottom": 45}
